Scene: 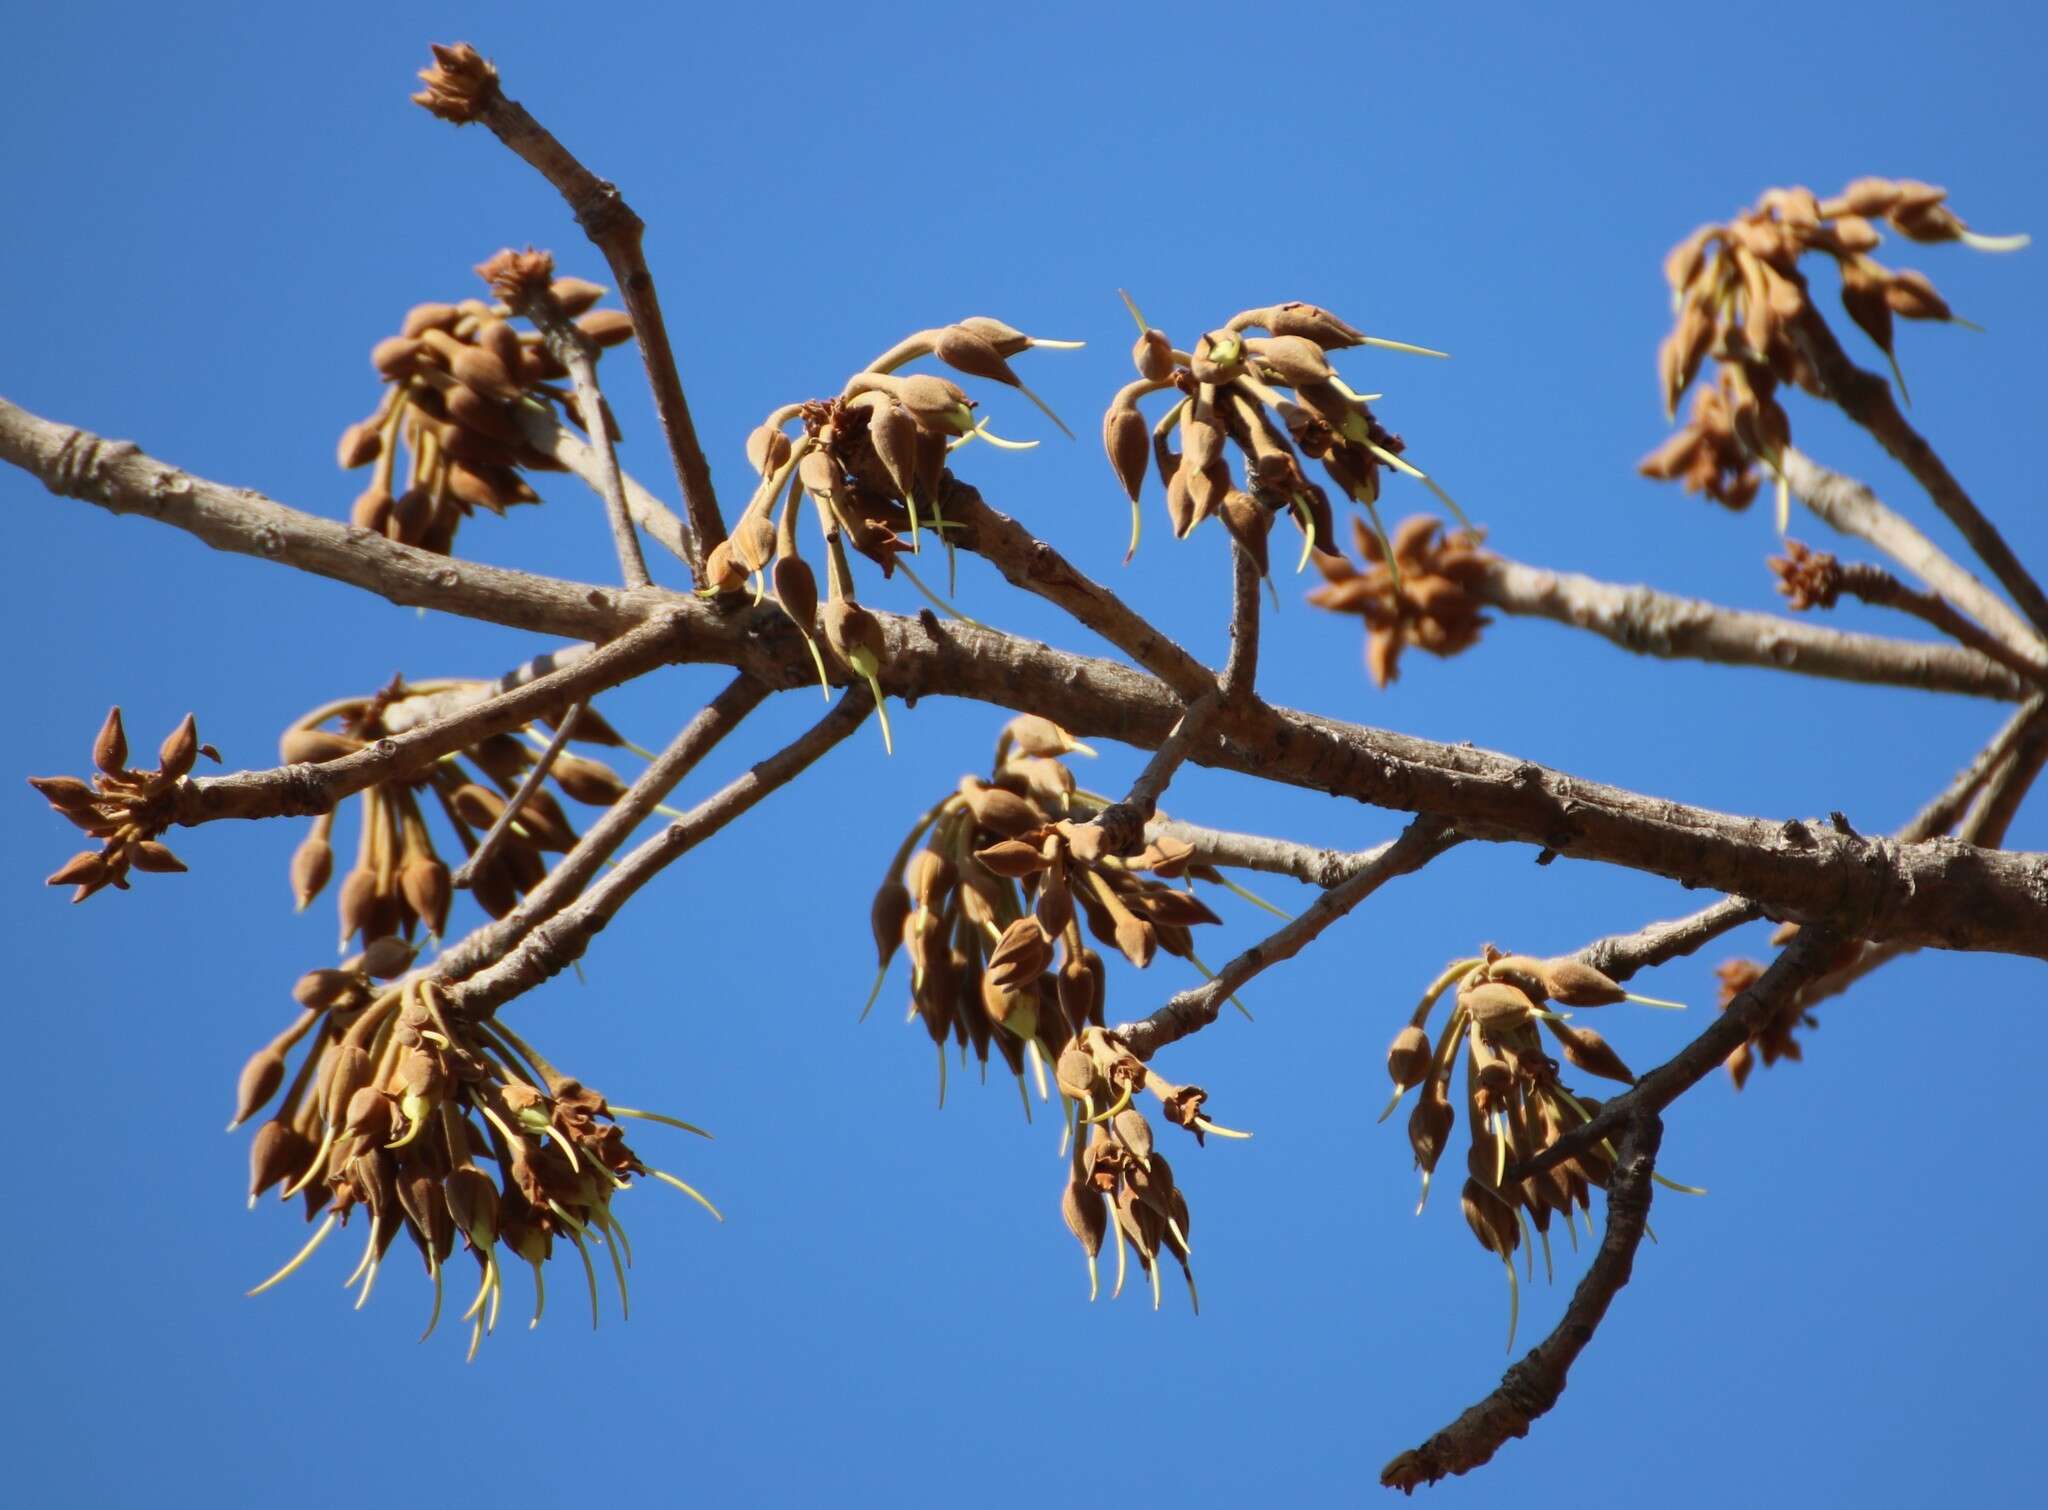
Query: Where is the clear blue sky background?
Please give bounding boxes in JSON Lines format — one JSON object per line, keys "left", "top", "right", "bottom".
{"left": 4, "top": 4, "right": 2045, "bottom": 1505}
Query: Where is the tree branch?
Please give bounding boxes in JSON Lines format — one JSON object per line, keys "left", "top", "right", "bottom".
{"left": 1475, "top": 556, "right": 2025, "bottom": 701}
{"left": 507, "top": 284, "right": 650, "bottom": 588}
{"left": 169, "top": 615, "right": 684, "bottom": 824}
{"left": 434, "top": 47, "right": 725, "bottom": 583}
{"left": 1780, "top": 444, "right": 2042, "bottom": 667}
{"left": 1573, "top": 896, "right": 1764, "bottom": 983}
{"left": 1114, "top": 816, "right": 1461, "bottom": 1058}
{"left": 1146, "top": 817, "right": 1392, "bottom": 888}
{"left": 1221, "top": 541, "right": 1262, "bottom": 702}
{"left": 518, "top": 403, "right": 691, "bottom": 566}
{"left": 18, "top": 400, "right": 2048, "bottom": 961}
{"left": 452, "top": 687, "right": 870, "bottom": 1013}
{"left": 1820, "top": 558, "right": 2044, "bottom": 686}
{"left": 1380, "top": 1109, "right": 1664, "bottom": 1492}
{"left": 1789, "top": 307, "right": 2048, "bottom": 642}
{"left": 433, "top": 673, "right": 770, "bottom": 985}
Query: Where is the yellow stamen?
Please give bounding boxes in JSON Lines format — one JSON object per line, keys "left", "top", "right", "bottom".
{"left": 246, "top": 1212, "right": 336, "bottom": 1296}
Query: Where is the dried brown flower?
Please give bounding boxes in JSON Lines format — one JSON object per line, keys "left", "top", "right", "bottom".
{"left": 1306, "top": 515, "right": 1492, "bottom": 686}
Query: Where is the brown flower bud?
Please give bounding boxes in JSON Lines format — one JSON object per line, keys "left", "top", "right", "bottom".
{"left": 1545, "top": 1020, "right": 1635, "bottom": 1084}
{"left": 550, "top": 277, "right": 606, "bottom": 317}
{"left": 986, "top": 916, "right": 1053, "bottom": 990}
{"left": 1246, "top": 334, "right": 1334, "bottom": 387}
{"left": 552, "top": 752, "right": 629, "bottom": 807}
{"left": 576, "top": 309, "right": 636, "bottom": 348}
{"left": 772, "top": 555, "right": 820, "bottom": 632}
{"left": 1386, "top": 1024, "right": 1432, "bottom": 1089}
{"left": 1133, "top": 329, "right": 1174, "bottom": 382}
{"left": 157, "top": 714, "right": 201, "bottom": 781}
{"left": 1058, "top": 949, "right": 1104, "bottom": 1032}
{"left": 337, "top": 420, "right": 383, "bottom": 470}
{"left": 1062, "top": 1179, "right": 1108, "bottom": 1260}
{"left": 445, "top": 1165, "right": 501, "bottom": 1246}
{"left": 92, "top": 706, "right": 128, "bottom": 776}
{"left": 1882, "top": 269, "right": 1953, "bottom": 322}
{"left": 1538, "top": 959, "right": 1627, "bottom": 1007}
{"left": 230, "top": 1042, "right": 288, "bottom": 1129}
{"left": 131, "top": 840, "right": 188, "bottom": 874}
{"left": 933, "top": 323, "right": 1022, "bottom": 387}
{"left": 1113, "top": 1106, "right": 1154, "bottom": 1163}
{"left": 907, "top": 849, "right": 954, "bottom": 907}
{"left": 292, "top": 967, "right": 362, "bottom": 1012}
{"left": 1462, "top": 979, "right": 1536, "bottom": 1033}
{"left": 372, "top": 336, "right": 424, "bottom": 379}
{"left": 279, "top": 728, "right": 363, "bottom": 764}
{"left": 247, "top": 1119, "right": 312, "bottom": 1204}
{"left": 1034, "top": 864, "right": 1074, "bottom": 938}
{"left": 728, "top": 513, "right": 777, "bottom": 574}
{"left": 958, "top": 779, "right": 1041, "bottom": 839}
{"left": 821, "top": 600, "right": 888, "bottom": 688}
{"left": 359, "top": 934, "right": 418, "bottom": 980}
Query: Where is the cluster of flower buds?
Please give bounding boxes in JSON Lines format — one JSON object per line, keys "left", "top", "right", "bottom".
{"left": 235, "top": 969, "right": 714, "bottom": 1358}
{"left": 1056, "top": 1027, "right": 1239, "bottom": 1312}
{"left": 1714, "top": 924, "right": 1835, "bottom": 1088}
{"left": 863, "top": 715, "right": 1254, "bottom": 1305}
{"left": 1768, "top": 538, "right": 1846, "bottom": 611}
{"left": 32, "top": 708, "right": 219, "bottom": 900}
{"left": 1641, "top": 177, "right": 2026, "bottom": 522}
{"left": 1306, "top": 514, "right": 1492, "bottom": 687}
{"left": 1380, "top": 945, "right": 1691, "bottom": 1349}
{"left": 335, "top": 265, "right": 634, "bottom": 554}
{"left": 1100, "top": 293, "right": 1460, "bottom": 574}
{"left": 279, "top": 676, "right": 634, "bottom": 949}
{"left": 712, "top": 319, "right": 1079, "bottom": 752}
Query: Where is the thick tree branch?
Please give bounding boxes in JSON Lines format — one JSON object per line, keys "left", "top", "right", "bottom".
{"left": 1114, "top": 817, "right": 1461, "bottom": 1058}
{"left": 1789, "top": 307, "right": 2048, "bottom": 642}
{"left": 1475, "top": 556, "right": 2024, "bottom": 700}
{"left": 1381, "top": 1110, "right": 1664, "bottom": 1492}
{"left": 452, "top": 687, "right": 870, "bottom": 1013}
{"left": 434, "top": 48, "right": 726, "bottom": 582}
{"left": 1780, "top": 445, "right": 2042, "bottom": 667}
{"left": 17, "top": 400, "right": 2048, "bottom": 961}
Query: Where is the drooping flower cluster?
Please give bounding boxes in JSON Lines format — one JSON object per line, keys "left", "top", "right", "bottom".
{"left": 863, "top": 714, "right": 1253, "bottom": 1308}
{"left": 1380, "top": 946, "right": 1690, "bottom": 1347}
{"left": 1640, "top": 177, "right": 2025, "bottom": 518}
{"left": 279, "top": 677, "right": 633, "bottom": 948}
{"left": 235, "top": 969, "right": 714, "bottom": 1358}
{"left": 1306, "top": 514, "right": 1493, "bottom": 687}
{"left": 31, "top": 707, "right": 218, "bottom": 900}
{"left": 335, "top": 265, "right": 634, "bottom": 554}
{"left": 713, "top": 319, "right": 1078, "bottom": 751}
{"left": 1100, "top": 295, "right": 1463, "bottom": 575}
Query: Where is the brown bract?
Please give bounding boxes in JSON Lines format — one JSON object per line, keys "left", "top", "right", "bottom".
{"left": 1306, "top": 514, "right": 1492, "bottom": 686}
{"left": 412, "top": 42, "right": 501, "bottom": 123}
{"left": 33, "top": 708, "right": 218, "bottom": 901}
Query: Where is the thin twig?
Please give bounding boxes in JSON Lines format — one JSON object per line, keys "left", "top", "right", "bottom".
{"left": 1900, "top": 694, "right": 2048, "bottom": 842}
{"left": 1475, "top": 556, "right": 2025, "bottom": 701}
{"left": 1789, "top": 308, "right": 2048, "bottom": 643}
{"left": 1145, "top": 817, "right": 1392, "bottom": 888}
{"left": 1381, "top": 1110, "right": 1664, "bottom": 1491}
{"left": 1221, "top": 541, "right": 1262, "bottom": 702}
{"left": 1820, "top": 560, "right": 2044, "bottom": 686}
{"left": 1114, "top": 816, "right": 1461, "bottom": 1058}
{"left": 1780, "top": 446, "right": 2043, "bottom": 668}
{"left": 436, "top": 47, "right": 725, "bottom": 582}
{"left": 434, "top": 675, "right": 769, "bottom": 985}
{"left": 515, "top": 403, "right": 690, "bottom": 566}
{"left": 1572, "top": 896, "right": 1764, "bottom": 984}
{"left": 508, "top": 286, "right": 650, "bottom": 588}
{"left": 452, "top": 686, "right": 871, "bottom": 1014}
{"left": 451, "top": 702, "right": 583, "bottom": 889}
{"left": 1080, "top": 693, "right": 1221, "bottom": 858}
{"left": 171, "top": 615, "right": 684, "bottom": 825}
{"left": 1507, "top": 929, "right": 1842, "bottom": 1187}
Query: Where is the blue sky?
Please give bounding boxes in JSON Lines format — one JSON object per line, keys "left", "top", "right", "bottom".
{"left": 4, "top": 3, "right": 2045, "bottom": 1505}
